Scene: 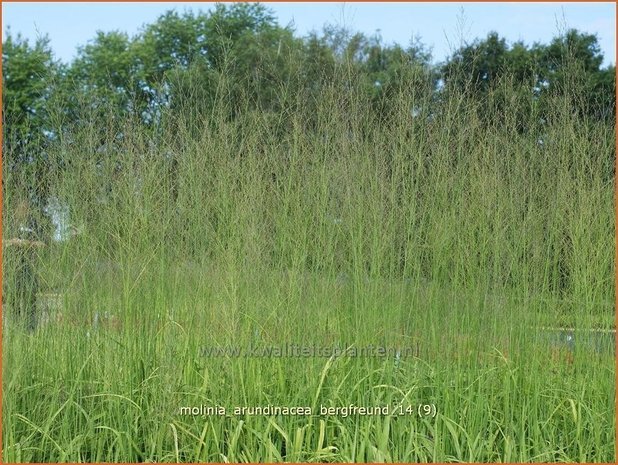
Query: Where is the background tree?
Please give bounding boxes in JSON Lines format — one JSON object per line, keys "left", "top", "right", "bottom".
{"left": 2, "top": 31, "right": 56, "bottom": 170}
{"left": 440, "top": 28, "right": 614, "bottom": 129}
{"left": 2, "top": 31, "right": 58, "bottom": 239}
{"left": 538, "top": 29, "right": 614, "bottom": 121}
{"left": 3, "top": 4, "right": 615, "bottom": 178}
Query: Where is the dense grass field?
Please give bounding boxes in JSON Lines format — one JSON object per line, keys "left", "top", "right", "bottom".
{"left": 2, "top": 69, "right": 615, "bottom": 462}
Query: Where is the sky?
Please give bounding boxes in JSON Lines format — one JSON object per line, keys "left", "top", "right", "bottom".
{"left": 1, "top": 2, "right": 616, "bottom": 67}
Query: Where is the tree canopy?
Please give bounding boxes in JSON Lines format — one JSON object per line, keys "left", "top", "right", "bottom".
{"left": 2, "top": 3, "right": 615, "bottom": 208}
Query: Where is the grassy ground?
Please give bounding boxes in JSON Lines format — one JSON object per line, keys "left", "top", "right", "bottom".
{"left": 2, "top": 71, "right": 615, "bottom": 462}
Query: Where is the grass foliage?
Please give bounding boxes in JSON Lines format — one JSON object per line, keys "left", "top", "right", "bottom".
{"left": 2, "top": 63, "right": 615, "bottom": 462}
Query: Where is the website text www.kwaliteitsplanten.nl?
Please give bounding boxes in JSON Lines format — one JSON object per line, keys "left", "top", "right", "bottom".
{"left": 199, "top": 344, "right": 420, "bottom": 358}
